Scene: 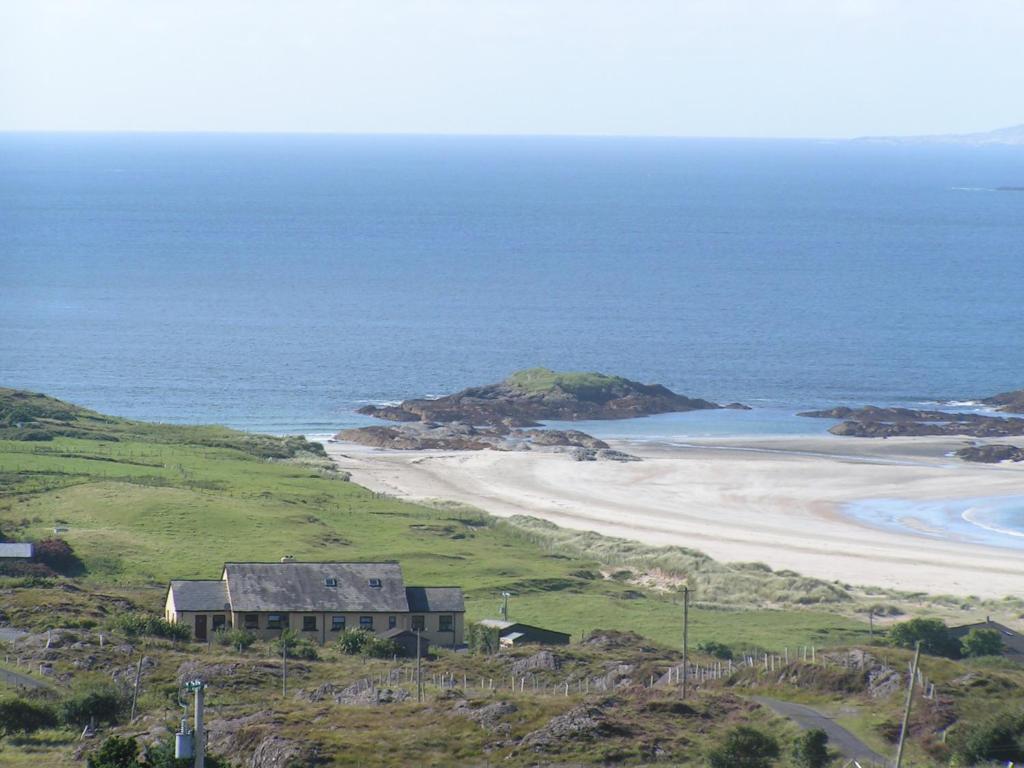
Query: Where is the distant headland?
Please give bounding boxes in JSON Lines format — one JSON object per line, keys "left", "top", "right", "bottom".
{"left": 855, "top": 123, "right": 1024, "bottom": 146}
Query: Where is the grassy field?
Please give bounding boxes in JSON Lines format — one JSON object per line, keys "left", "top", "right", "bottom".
{"left": 0, "top": 433, "right": 871, "bottom": 650}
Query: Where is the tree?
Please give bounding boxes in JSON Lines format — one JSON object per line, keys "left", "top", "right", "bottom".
{"left": 60, "top": 679, "right": 123, "bottom": 727}
{"left": 87, "top": 736, "right": 139, "bottom": 768}
{"left": 0, "top": 696, "right": 57, "bottom": 736}
{"left": 950, "top": 710, "right": 1024, "bottom": 765}
{"left": 960, "top": 628, "right": 1004, "bottom": 658}
{"left": 888, "top": 618, "right": 960, "bottom": 658}
{"left": 707, "top": 726, "right": 781, "bottom": 768}
{"left": 335, "top": 628, "right": 372, "bottom": 655}
{"left": 272, "top": 629, "right": 318, "bottom": 660}
{"left": 793, "top": 728, "right": 830, "bottom": 768}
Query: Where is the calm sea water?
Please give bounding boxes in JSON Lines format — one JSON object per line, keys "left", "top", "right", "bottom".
{"left": 2, "top": 133, "right": 1023, "bottom": 437}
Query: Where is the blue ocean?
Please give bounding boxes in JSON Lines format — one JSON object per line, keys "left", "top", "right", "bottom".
{"left": 2, "top": 133, "right": 1023, "bottom": 437}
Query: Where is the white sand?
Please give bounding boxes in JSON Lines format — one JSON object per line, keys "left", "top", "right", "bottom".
{"left": 324, "top": 436, "right": 1024, "bottom": 598}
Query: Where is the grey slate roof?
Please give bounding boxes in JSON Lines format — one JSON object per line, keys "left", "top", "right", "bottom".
{"left": 950, "top": 619, "right": 1024, "bottom": 657}
{"left": 222, "top": 562, "right": 409, "bottom": 613}
{"left": 169, "top": 580, "right": 230, "bottom": 612}
{"left": 0, "top": 543, "right": 34, "bottom": 559}
{"left": 405, "top": 586, "right": 465, "bottom": 613}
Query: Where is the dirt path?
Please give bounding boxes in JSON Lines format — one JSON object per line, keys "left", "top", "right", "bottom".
{"left": 752, "top": 696, "right": 889, "bottom": 765}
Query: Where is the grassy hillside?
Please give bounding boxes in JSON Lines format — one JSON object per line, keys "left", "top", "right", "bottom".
{"left": 0, "top": 388, "right": 323, "bottom": 459}
{"left": 0, "top": 388, "right": 871, "bottom": 650}
{"left": 2, "top": 390, "right": 1023, "bottom": 767}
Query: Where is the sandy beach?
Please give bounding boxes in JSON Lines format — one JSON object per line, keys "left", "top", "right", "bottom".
{"left": 325, "top": 435, "right": 1024, "bottom": 598}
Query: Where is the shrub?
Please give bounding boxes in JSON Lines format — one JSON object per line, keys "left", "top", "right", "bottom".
{"left": 87, "top": 736, "right": 139, "bottom": 768}
{"left": 0, "top": 696, "right": 58, "bottom": 736}
{"left": 707, "top": 726, "right": 780, "bottom": 768}
{"left": 950, "top": 709, "right": 1024, "bottom": 765}
{"left": 960, "top": 628, "right": 1004, "bottom": 658}
{"left": 335, "top": 628, "right": 373, "bottom": 655}
{"left": 697, "top": 640, "right": 734, "bottom": 660}
{"left": 467, "top": 623, "right": 500, "bottom": 655}
{"left": 272, "top": 629, "right": 318, "bottom": 660}
{"left": 888, "top": 618, "right": 960, "bottom": 658}
{"left": 33, "top": 537, "right": 84, "bottom": 575}
{"left": 213, "top": 628, "right": 256, "bottom": 652}
{"left": 110, "top": 614, "right": 190, "bottom": 642}
{"left": 60, "top": 679, "right": 123, "bottom": 727}
{"left": 363, "top": 635, "right": 401, "bottom": 659}
{"left": 145, "top": 735, "right": 232, "bottom": 768}
{"left": 792, "top": 728, "right": 830, "bottom": 768}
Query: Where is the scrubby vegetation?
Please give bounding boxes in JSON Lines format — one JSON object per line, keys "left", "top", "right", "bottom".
{"left": 1, "top": 390, "right": 1022, "bottom": 766}
{"left": 334, "top": 629, "right": 400, "bottom": 659}
{"left": 109, "top": 615, "right": 190, "bottom": 642}
{"left": 502, "top": 515, "right": 852, "bottom": 607}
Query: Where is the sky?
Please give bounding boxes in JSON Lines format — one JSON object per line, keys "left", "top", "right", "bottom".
{"left": 1, "top": 0, "right": 1022, "bottom": 138}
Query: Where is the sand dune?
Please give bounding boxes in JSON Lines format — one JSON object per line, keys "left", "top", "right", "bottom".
{"left": 324, "top": 436, "right": 1024, "bottom": 598}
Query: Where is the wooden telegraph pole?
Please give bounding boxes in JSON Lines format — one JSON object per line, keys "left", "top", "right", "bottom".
{"left": 895, "top": 641, "right": 921, "bottom": 768}
{"left": 281, "top": 635, "right": 288, "bottom": 696}
{"left": 682, "top": 586, "right": 690, "bottom": 699}
{"left": 416, "top": 629, "right": 423, "bottom": 702}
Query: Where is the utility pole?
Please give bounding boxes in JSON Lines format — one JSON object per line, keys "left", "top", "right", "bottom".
{"left": 129, "top": 655, "right": 143, "bottom": 723}
{"left": 869, "top": 609, "right": 874, "bottom": 640}
{"left": 180, "top": 680, "right": 206, "bottom": 768}
{"left": 682, "top": 586, "right": 690, "bottom": 699}
{"left": 415, "top": 629, "right": 423, "bottom": 703}
{"left": 501, "top": 592, "right": 511, "bottom": 622}
{"left": 895, "top": 641, "right": 921, "bottom": 768}
{"left": 281, "top": 635, "right": 288, "bottom": 696}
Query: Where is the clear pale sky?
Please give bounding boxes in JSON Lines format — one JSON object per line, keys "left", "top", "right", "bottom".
{"left": 1, "top": 0, "right": 1022, "bottom": 138}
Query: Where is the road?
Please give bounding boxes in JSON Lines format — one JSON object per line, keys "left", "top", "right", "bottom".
{"left": 0, "top": 664, "right": 51, "bottom": 690}
{"left": 752, "top": 696, "right": 889, "bottom": 765}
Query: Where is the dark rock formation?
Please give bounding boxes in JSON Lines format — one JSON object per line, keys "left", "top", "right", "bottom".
{"left": 800, "top": 405, "right": 1024, "bottom": 438}
{"left": 335, "top": 421, "right": 641, "bottom": 459}
{"left": 357, "top": 368, "right": 729, "bottom": 426}
{"left": 982, "top": 389, "right": 1024, "bottom": 414}
{"left": 955, "top": 444, "right": 1024, "bottom": 463}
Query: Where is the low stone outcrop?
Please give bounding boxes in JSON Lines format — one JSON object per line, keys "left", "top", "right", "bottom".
{"left": 800, "top": 405, "right": 1024, "bottom": 438}
{"left": 955, "top": 444, "right": 1024, "bottom": 463}
{"left": 335, "top": 421, "right": 640, "bottom": 460}
{"left": 981, "top": 388, "right": 1024, "bottom": 414}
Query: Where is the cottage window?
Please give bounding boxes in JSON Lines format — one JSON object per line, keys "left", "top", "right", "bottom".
{"left": 331, "top": 616, "right": 345, "bottom": 632}
{"left": 411, "top": 615, "right": 425, "bottom": 631}
{"left": 439, "top": 615, "right": 454, "bottom": 633}
{"left": 388, "top": 615, "right": 397, "bottom": 630}
{"left": 267, "top": 614, "right": 288, "bottom": 629}
{"left": 359, "top": 616, "right": 373, "bottom": 630}
{"left": 302, "top": 615, "right": 317, "bottom": 632}
{"left": 212, "top": 615, "right": 227, "bottom": 632}
{"left": 244, "top": 614, "right": 259, "bottom": 630}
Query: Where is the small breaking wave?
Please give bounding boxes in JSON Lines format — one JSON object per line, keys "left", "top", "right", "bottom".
{"left": 962, "top": 505, "right": 1024, "bottom": 540}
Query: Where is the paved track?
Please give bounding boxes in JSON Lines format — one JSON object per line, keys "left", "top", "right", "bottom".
{"left": 752, "top": 696, "right": 889, "bottom": 765}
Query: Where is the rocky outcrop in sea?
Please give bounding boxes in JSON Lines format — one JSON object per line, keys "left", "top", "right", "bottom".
{"left": 357, "top": 368, "right": 734, "bottom": 427}
{"left": 798, "top": 405, "right": 1024, "bottom": 438}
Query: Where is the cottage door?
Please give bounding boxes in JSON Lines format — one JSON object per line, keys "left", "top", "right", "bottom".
{"left": 195, "top": 615, "right": 207, "bottom": 641}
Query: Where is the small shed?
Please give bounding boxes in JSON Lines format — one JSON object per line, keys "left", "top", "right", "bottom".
{"left": 0, "top": 543, "right": 34, "bottom": 561}
{"left": 478, "top": 619, "right": 571, "bottom": 647}
{"left": 383, "top": 628, "right": 431, "bottom": 658}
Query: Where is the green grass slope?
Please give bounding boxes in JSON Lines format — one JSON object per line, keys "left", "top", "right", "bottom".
{"left": 0, "top": 388, "right": 872, "bottom": 650}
